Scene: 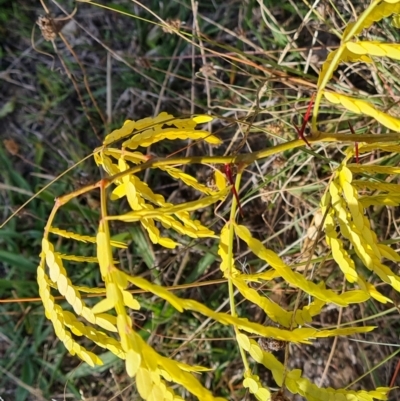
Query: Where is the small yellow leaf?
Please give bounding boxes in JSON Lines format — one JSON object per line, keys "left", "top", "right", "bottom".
{"left": 92, "top": 297, "right": 115, "bottom": 314}
{"left": 122, "top": 290, "right": 141, "bottom": 310}
{"left": 236, "top": 332, "right": 251, "bottom": 351}
{"left": 136, "top": 367, "right": 153, "bottom": 398}
{"left": 126, "top": 349, "right": 141, "bottom": 377}
{"left": 193, "top": 115, "right": 213, "bottom": 123}
{"left": 95, "top": 313, "right": 118, "bottom": 332}
{"left": 243, "top": 377, "right": 259, "bottom": 394}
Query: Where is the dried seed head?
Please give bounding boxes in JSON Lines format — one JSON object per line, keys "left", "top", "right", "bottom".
{"left": 260, "top": 187, "right": 273, "bottom": 204}
{"left": 200, "top": 63, "right": 217, "bottom": 77}
{"left": 271, "top": 391, "right": 290, "bottom": 401}
{"left": 37, "top": 15, "right": 58, "bottom": 41}
{"left": 162, "top": 19, "right": 182, "bottom": 34}
{"left": 258, "top": 336, "right": 286, "bottom": 352}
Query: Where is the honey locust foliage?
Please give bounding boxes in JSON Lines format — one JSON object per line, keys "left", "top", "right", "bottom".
{"left": 37, "top": 1, "right": 400, "bottom": 400}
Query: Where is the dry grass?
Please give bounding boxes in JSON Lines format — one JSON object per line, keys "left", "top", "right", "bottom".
{"left": 1, "top": 0, "right": 400, "bottom": 400}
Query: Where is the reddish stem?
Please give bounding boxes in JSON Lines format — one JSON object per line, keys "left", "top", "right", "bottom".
{"left": 295, "top": 92, "right": 315, "bottom": 148}
{"left": 224, "top": 163, "right": 244, "bottom": 217}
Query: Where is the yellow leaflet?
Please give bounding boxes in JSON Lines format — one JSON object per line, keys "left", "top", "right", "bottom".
{"left": 243, "top": 374, "right": 271, "bottom": 401}
{"left": 234, "top": 223, "right": 368, "bottom": 306}
{"left": 217, "top": 223, "right": 239, "bottom": 276}
{"left": 95, "top": 313, "right": 118, "bottom": 332}
{"left": 96, "top": 231, "right": 112, "bottom": 278}
{"left": 193, "top": 115, "right": 213, "bottom": 123}
{"left": 136, "top": 368, "right": 153, "bottom": 399}
{"left": 358, "top": 276, "right": 392, "bottom": 304}
{"left": 324, "top": 91, "right": 400, "bottom": 132}
{"left": 122, "top": 290, "right": 141, "bottom": 310}
{"left": 343, "top": 1, "right": 400, "bottom": 38}
{"left": 49, "top": 227, "right": 127, "bottom": 248}
{"left": 214, "top": 169, "right": 227, "bottom": 191}
{"left": 159, "top": 166, "right": 214, "bottom": 195}
{"left": 92, "top": 296, "right": 115, "bottom": 314}
{"left": 126, "top": 349, "right": 141, "bottom": 377}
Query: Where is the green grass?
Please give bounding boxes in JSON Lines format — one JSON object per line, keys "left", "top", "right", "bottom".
{"left": 2, "top": 0, "right": 400, "bottom": 400}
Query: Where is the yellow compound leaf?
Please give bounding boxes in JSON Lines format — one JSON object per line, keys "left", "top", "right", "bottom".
{"left": 58, "top": 254, "right": 100, "bottom": 263}
{"left": 352, "top": 179, "right": 400, "bottom": 194}
{"left": 49, "top": 227, "right": 127, "bottom": 248}
{"left": 349, "top": 164, "right": 400, "bottom": 175}
{"left": 325, "top": 210, "right": 358, "bottom": 283}
{"left": 324, "top": 91, "right": 400, "bottom": 132}
{"left": 343, "top": 1, "right": 400, "bottom": 38}
{"left": 159, "top": 166, "right": 214, "bottom": 195}
{"left": 378, "top": 243, "right": 400, "bottom": 262}
{"left": 126, "top": 275, "right": 184, "bottom": 312}
{"left": 233, "top": 223, "right": 368, "bottom": 306}
{"left": 122, "top": 127, "right": 221, "bottom": 149}
{"left": 360, "top": 194, "right": 400, "bottom": 207}
{"left": 241, "top": 333, "right": 390, "bottom": 401}
{"left": 126, "top": 349, "right": 141, "bottom": 377}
